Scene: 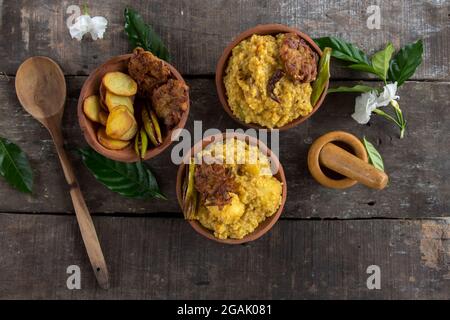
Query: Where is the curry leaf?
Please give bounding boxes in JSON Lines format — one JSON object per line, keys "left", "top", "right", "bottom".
{"left": 314, "top": 36, "right": 370, "bottom": 65}
{"left": 311, "top": 47, "right": 331, "bottom": 106}
{"left": 327, "top": 85, "right": 375, "bottom": 93}
{"left": 124, "top": 7, "right": 171, "bottom": 61}
{"left": 0, "top": 137, "right": 33, "bottom": 193}
{"left": 362, "top": 137, "right": 384, "bottom": 172}
{"left": 371, "top": 43, "right": 395, "bottom": 81}
{"left": 388, "top": 39, "right": 423, "bottom": 87}
{"left": 79, "top": 148, "right": 166, "bottom": 200}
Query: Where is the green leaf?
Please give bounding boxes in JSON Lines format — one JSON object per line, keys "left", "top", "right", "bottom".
{"left": 362, "top": 137, "right": 384, "bottom": 172}
{"left": 79, "top": 148, "right": 166, "bottom": 200}
{"left": 327, "top": 85, "right": 375, "bottom": 93}
{"left": 0, "top": 137, "right": 33, "bottom": 193}
{"left": 388, "top": 39, "right": 423, "bottom": 87}
{"left": 315, "top": 37, "right": 397, "bottom": 80}
{"left": 311, "top": 47, "right": 331, "bottom": 106}
{"left": 371, "top": 43, "right": 395, "bottom": 81}
{"left": 314, "top": 37, "right": 370, "bottom": 64}
{"left": 124, "top": 7, "right": 171, "bottom": 61}
{"left": 347, "top": 63, "right": 378, "bottom": 75}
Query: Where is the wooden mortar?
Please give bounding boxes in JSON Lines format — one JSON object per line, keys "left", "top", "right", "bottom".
{"left": 308, "top": 131, "right": 388, "bottom": 190}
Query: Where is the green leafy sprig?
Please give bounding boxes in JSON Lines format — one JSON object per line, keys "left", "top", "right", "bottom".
{"left": 79, "top": 148, "right": 166, "bottom": 200}
{"left": 315, "top": 37, "right": 423, "bottom": 138}
{"left": 388, "top": 40, "right": 424, "bottom": 86}
{"left": 124, "top": 7, "right": 171, "bottom": 61}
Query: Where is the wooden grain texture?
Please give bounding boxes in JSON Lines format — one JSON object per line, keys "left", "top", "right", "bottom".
{"left": 0, "top": 0, "right": 448, "bottom": 79}
{"left": 0, "top": 0, "right": 449, "bottom": 300}
{"left": 0, "top": 213, "right": 448, "bottom": 299}
{"left": 0, "top": 77, "right": 448, "bottom": 218}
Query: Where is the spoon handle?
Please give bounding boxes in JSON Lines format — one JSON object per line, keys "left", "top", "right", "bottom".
{"left": 50, "top": 126, "right": 110, "bottom": 289}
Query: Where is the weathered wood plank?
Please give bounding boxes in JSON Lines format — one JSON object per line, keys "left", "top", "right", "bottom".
{"left": 0, "top": 213, "right": 448, "bottom": 299}
{"left": 0, "top": 77, "right": 448, "bottom": 218}
{"left": 0, "top": 0, "right": 448, "bottom": 79}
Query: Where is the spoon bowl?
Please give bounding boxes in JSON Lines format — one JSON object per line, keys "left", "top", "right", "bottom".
{"left": 16, "top": 56, "right": 66, "bottom": 123}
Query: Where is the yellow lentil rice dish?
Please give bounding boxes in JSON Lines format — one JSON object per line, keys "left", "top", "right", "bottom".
{"left": 191, "top": 138, "right": 283, "bottom": 240}
{"left": 224, "top": 34, "right": 314, "bottom": 128}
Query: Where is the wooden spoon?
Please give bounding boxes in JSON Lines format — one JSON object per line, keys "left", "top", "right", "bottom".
{"left": 15, "top": 56, "right": 110, "bottom": 289}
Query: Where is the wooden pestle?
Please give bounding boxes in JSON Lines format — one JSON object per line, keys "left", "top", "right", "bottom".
{"left": 319, "top": 143, "right": 388, "bottom": 190}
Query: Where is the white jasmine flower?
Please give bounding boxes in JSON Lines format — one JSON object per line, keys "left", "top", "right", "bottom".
{"left": 351, "top": 91, "right": 378, "bottom": 124}
{"left": 69, "top": 14, "right": 107, "bottom": 41}
{"left": 89, "top": 16, "right": 108, "bottom": 40}
{"left": 376, "top": 82, "right": 399, "bottom": 107}
{"left": 69, "top": 15, "right": 91, "bottom": 40}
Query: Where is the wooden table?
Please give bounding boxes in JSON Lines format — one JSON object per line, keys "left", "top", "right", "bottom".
{"left": 0, "top": 0, "right": 449, "bottom": 299}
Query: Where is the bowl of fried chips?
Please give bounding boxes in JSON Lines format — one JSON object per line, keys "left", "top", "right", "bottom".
{"left": 78, "top": 48, "right": 190, "bottom": 162}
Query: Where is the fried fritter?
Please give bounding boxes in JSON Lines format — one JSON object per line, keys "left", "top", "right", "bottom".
{"left": 128, "top": 47, "right": 171, "bottom": 98}
{"left": 194, "top": 163, "right": 238, "bottom": 208}
{"left": 279, "top": 33, "right": 318, "bottom": 83}
{"left": 151, "top": 79, "right": 189, "bottom": 128}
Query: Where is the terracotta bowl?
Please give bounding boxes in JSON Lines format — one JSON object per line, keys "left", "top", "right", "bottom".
{"left": 77, "top": 54, "right": 190, "bottom": 162}
{"left": 215, "top": 24, "right": 328, "bottom": 130}
{"left": 175, "top": 132, "right": 287, "bottom": 244}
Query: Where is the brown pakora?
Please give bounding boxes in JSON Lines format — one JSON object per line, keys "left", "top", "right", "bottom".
{"left": 279, "top": 33, "right": 318, "bottom": 83}
{"left": 151, "top": 79, "right": 188, "bottom": 128}
{"left": 128, "top": 47, "right": 171, "bottom": 98}
{"left": 194, "top": 163, "right": 238, "bottom": 208}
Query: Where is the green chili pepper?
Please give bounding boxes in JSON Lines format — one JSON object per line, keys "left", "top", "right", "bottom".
{"left": 183, "top": 159, "right": 198, "bottom": 220}
{"left": 149, "top": 109, "right": 163, "bottom": 144}
{"left": 139, "top": 128, "right": 148, "bottom": 159}
{"left": 134, "top": 131, "right": 140, "bottom": 158}
{"left": 134, "top": 127, "right": 149, "bottom": 159}
{"left": 142, "top": 108, "right": 159, "bottom": 146}
{"left": 311, "top": 47, "right": 331, "bottom": 106}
